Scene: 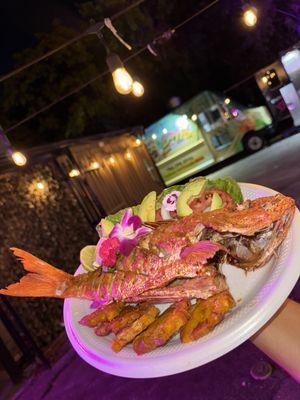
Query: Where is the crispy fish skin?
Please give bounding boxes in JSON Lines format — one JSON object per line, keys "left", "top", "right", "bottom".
{"left": 79, "top": 302, "right": 124, "bottom": 327}
{"left": 180, "top": 291, "right": 235, "bottom": 343}
{"left": 127, "top": 274, "right": 228, "bottom": 303}
{"left": 111, "top": 304, "right": 159, "bottom": 353}
{"left": 133, "top": 300, "right": 190, "bottom": 355}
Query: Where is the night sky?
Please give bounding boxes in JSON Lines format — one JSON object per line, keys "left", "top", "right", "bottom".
{"left": 0, "top": 0, "right": 299, "bottom": 146}
{"left": 0, "top": 1, "right": 82, "bottom": 74}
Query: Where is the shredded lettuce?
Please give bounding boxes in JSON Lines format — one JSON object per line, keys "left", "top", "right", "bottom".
{"left": 206, "top": 177, "right": 243, "bottom": 204}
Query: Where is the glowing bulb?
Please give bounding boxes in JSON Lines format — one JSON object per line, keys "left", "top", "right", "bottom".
{"left": 69, "top": 169, "right": 80, "bottom": 178}
{"left": 152, "top": 133, "right": 157, "bottom": 140}
{"left": 36, "top": 182, "right": 45, "bottom": 190}
{"left": 162, "top": 128, "right": 168, "bottom": 134}
{"left": 132, "top": 81, "right": 144, "bottom": 97}
{"left": 125, "top": 151, "right": 132, "bottom": 160}
{"left": 191, "top": 114, "right": 197, "bottom": 122}
{"left": 112, "top": 68, "right": 133, "bottom": 95}
{"left": 135, "top": 138, "right": 141, "bottom": 146}
{"left": 90, "top": 161, "right": 100, "bottom": 170}
{"left": 176, "top": 115, "right": 188, "bottom": 130}
{"left": 12, "top": 151, "right": 27, "bottom": 166}
{"left": 262, "top": 76, "right": 268, "bottom": 84}
{"left": 243, "top": 7, "right": 258, "bottom": 27}
{"left": 224, "top": 98, "right": 231, "bottom": 105}
{"left": 109, "top": 156, "right": 116, "bottom": 165}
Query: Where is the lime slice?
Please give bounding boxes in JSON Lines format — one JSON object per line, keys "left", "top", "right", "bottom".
{"left": 80, "top": 245, "right": 97, "bottom": 272}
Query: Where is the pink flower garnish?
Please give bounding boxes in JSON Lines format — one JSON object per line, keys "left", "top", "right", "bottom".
{"left": 109, "top": 209, "right": 151, "bottom": 256}
{"left": 162, "top": 190, "right": 180, "bottom": 212}
{"left": 97, "top": 237, "right": 120, "bottom": 267}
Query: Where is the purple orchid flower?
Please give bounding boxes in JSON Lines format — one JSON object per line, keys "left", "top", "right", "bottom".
{"left": 162, "top": 190, "right": 181, "bottom": 212}
{"left": 109, "top": 208, "right": 151, "bottom": 256}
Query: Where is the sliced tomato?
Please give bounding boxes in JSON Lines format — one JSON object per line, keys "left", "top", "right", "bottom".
{"left": 189, "top": 189, "right": 236, "bottom": 213}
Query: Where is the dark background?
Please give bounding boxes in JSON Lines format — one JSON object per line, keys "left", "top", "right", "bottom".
{"left": 0, "top": 0, "right": 299, "bottom": 147}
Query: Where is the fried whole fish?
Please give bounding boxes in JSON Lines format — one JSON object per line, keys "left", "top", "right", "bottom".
{"left": 142, "top": 194, "right": 295, "bottom": 271}
{"left": 0, "top": 194, "right": 295, "bottom": 303}
{"left": 0, "top": 242, "right": 223, "bottom": 305}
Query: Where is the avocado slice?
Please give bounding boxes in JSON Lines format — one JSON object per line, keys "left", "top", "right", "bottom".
{"left": 101, "top": 218, "right": 114, "bottom": 237}
{"left": 80, "top": 245, "right": 97, "bottom": 272}
{"left": 210, "top": 192, "right": 223, "bottom": 211}
{"left": 138, "top": 191, "right": 156, "bottom": 222}
{"left": 177, "top": 178, "right": 206, "bottom": 217}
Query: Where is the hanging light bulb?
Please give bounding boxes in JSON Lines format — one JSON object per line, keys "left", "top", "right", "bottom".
{"left": 106, "top": 53, "right": 133, "bottom": 95}
{"left": 89, "top": 161, "right": 100, "bottom": 170}
{"left": 191, "top": 114, "right": 197, "bottom": 122}
{"left": 12, "top": 151, "right": 27, "bottom": 166}
{"left": 125, "top": 150, "right": 132, "bottom": 160}
{"left": 132, "top": 81, "right": 144, "bottom": 97}
{"left": 151, "top": 133, "right": 157, "bottom": 140}
{"left": 224, "top": 98, "right": 231, "bottom": 105}
{"left": 36, "top": 181, "right": 45, "bottom": 190}
{"left": 243, "top": 6, "right": 258, "bottom": 27}
{"left": 109, "top": 155, "right": 116, "bottom": 165}
{"left": 69, "top": 169, "right": 80, "bottom": 178}
{"left": 135, "top": 138, "right": 141, "bottom": 146}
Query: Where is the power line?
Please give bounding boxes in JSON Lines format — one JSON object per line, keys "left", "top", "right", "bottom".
{"left": 0, "top": 0, "right": 146, "bottom": 83}
{"left": 3, "top": 0, "right": 219, "bottom": 135}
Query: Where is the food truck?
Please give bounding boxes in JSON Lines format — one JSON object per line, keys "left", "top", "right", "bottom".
{"left": 144, "top": 91, "right": 272, "bottom": 186}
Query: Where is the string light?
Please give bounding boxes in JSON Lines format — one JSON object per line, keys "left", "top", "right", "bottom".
{"left": 243, "top": 6, "right": 258, "bottom": 27}
{"left": 69, "top": 169, "right": 80, "bottom": 178}
{"left": 12, "top": 151, "right": 27, "bottom": 166}
{"left": 224, "top": 98, "right": 231, "bottom": 105}
{"left": 89, "top": 161, "right": 100, "bottom": 170}
{"left": 125, "top": 151, "right": 132, "bottom": 160}
{"left": 151, "top": 133, "right": 157, "bottom": 140}
{"left": 109, "top": 155, "right": 116, "bottom": 165}
{"left": 106, "top": 53, "right": 133, "bottom": 95}
{"left": 162, "top": 128, "right": 168, "bottom": 134}
{"left": 132, "top": 81, "right": 144, "bottom": 97}
{"left": 36, "top": 182, "right": 45, "bottom": 190}
{"left": 135, "top": 138, "right": 141, "bottom": 145}
{"left": 191, "top": 114, "right": 197, "bottom": 122}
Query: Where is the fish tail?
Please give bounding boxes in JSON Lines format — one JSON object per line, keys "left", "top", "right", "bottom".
{"left": 0, "top": 248, "right": 71, "bottom": 298}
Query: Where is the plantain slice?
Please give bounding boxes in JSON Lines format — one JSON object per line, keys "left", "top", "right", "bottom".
{"left": 94, "top": 304, "right": 149, "bottom": 336}
{"left": 111, "top": 304, "right": 159, "bottom": 353}
{"left": 133, "top": 300, "right": 190, "bottom": 355}
{"left": 79, "top": 302, "right": 124, "bottom": 327}
{"left": 180, "top": 291, "right": 235, "bottom": 343}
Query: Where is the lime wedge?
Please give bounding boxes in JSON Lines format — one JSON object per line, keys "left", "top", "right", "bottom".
{"left": 80, "top": 245, "right": 97, "bottom": 272}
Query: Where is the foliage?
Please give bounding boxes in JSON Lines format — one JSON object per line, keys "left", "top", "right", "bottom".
{"left": 0, "top": 0, "right": 299, "bottom": 147}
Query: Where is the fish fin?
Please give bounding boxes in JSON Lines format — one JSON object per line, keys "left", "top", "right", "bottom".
{"left": 0, "top": 248, "right": 71, "bottom": 298}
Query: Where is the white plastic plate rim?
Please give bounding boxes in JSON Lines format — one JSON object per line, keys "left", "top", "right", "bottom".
{"left": 64, "top": 183, "right": 300, "bottom": 378}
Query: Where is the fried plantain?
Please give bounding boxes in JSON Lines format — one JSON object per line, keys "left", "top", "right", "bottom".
{"left": 180, "top": 291, "right": 235, "bottom": 343}
{"left": 133, "top": 300, "right": 190, "bottom": 355}
{"left": 111, "top": 304, "right": 159, "bottom": 352}
{"left": 79, "top": 302, "right": 124, "bottom": 327}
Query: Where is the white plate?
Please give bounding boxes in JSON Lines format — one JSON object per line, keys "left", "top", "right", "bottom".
{"left": 63, "top": 183, "right": 300, "bottom": 378}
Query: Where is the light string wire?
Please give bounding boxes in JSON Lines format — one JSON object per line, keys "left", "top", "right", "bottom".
{"left": 2, "top": 0, "right": 219, "bottom": 136}
{"left": 0, "top": 0, "right": 146, "bottom": 83}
